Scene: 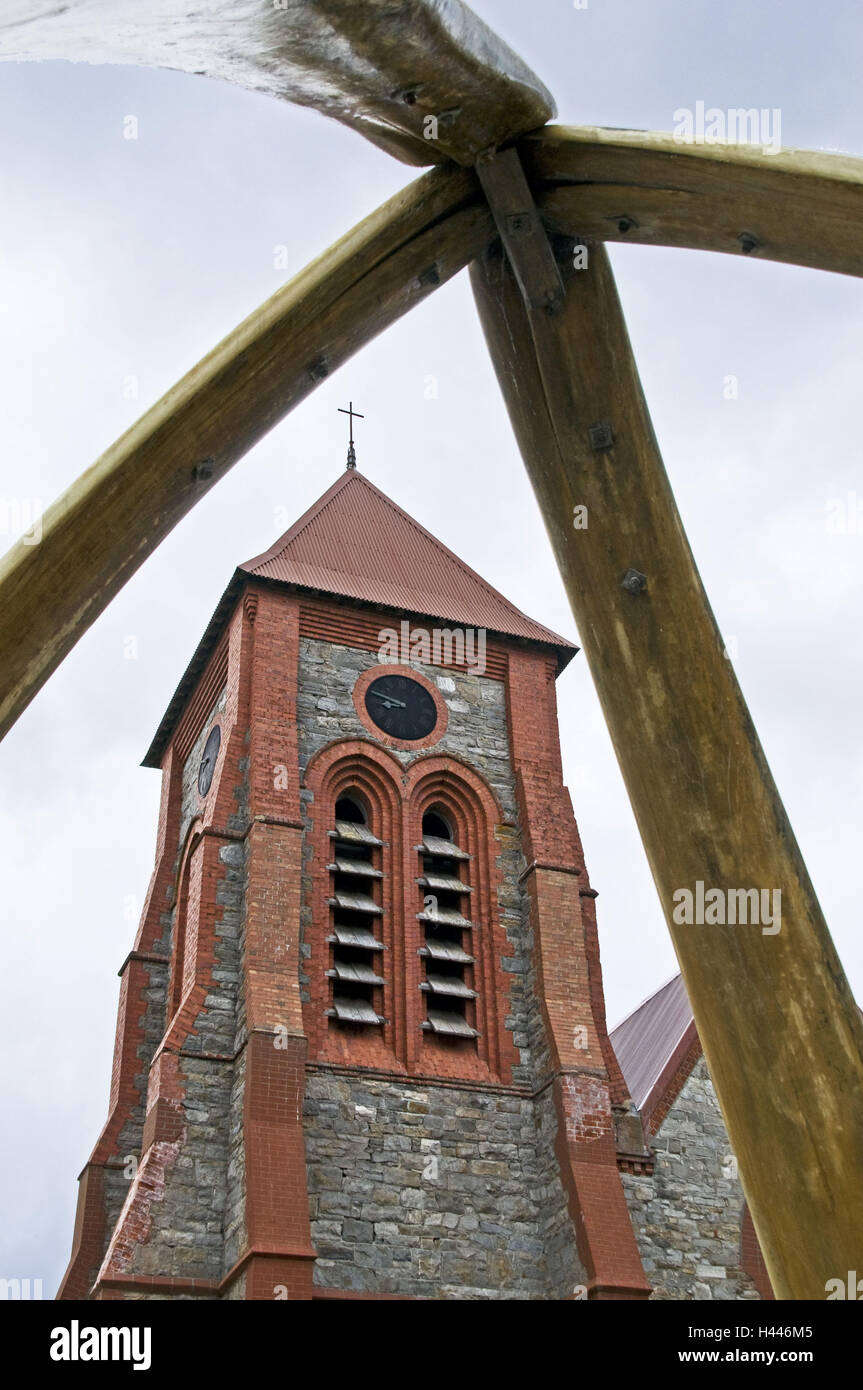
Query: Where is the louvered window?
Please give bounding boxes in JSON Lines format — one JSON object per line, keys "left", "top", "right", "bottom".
{"left": 418, "top": 810, "right": 479, "bottom": 1040}
{"left": 325, "top": 795, "right": 385, "bottom": 1027}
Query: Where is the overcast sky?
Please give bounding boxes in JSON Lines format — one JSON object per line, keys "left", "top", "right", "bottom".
{"left": 2, "top": 0, "right": 862, "bottom": 1295}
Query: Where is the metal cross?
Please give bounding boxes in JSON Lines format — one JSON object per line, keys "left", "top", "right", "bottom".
{"left": 338, "top": 400, "right": 364, "bottom": 469}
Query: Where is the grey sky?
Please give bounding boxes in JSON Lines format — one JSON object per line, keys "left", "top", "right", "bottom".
{"left": 1, "top": 0, "right": 862, "bottom": 1294}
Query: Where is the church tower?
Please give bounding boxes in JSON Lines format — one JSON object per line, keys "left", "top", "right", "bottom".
{"left": 59, "top": 465, "right": 652, "bottom": 1301}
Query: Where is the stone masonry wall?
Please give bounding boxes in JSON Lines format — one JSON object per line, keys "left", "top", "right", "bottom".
{"left": 621, "top": 1058, "right": 759, "bottom": 1300}
{"left": 296, "top": 638, "right": 517, "bottom": 816}
{"left": 304, "top": 1073, "right": 582, "bottom": 1299}
{"left": 127, "top": 833, "right": 246, "bottom": 1284}
{"left": 297, "top": 637, "right": 584, "bottom": 1298}
{"left": 103, "top": 955, "right": 171, "bottom": 1243}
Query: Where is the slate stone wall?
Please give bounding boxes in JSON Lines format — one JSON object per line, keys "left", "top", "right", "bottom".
{"left": 304, "top": 1073, "right": 582, "bottom": 1299}
{"left": 621, "top": 1058, "right": 759, "bottom": 1300}
{"left": 127, "top": 834, "right": 246, "bottom": 1283}
{"left": 104, "top": 955, "right": 171, "bottom": 1240}
{"left": 296, "top": 638, "right": 517, "bottom": 816}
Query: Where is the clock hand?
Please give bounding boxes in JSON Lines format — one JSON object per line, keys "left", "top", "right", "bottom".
{"left": 371, "top": 692, "right": 407, "bottom": 709}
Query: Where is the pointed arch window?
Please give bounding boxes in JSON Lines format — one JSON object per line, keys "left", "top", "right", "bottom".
{"left": 418, "top": 807, "right": 479, "bottom": 1040}
{"left": 325, "top": 793, "right": 386, "bottom": 1027}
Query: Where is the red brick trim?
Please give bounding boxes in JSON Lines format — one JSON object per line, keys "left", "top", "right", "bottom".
{"left": 303, "top": 741, "right": 404, "bottom": 1070}
{"left": 404, "top": 756, "right": 517, "bottom": 1081}
{"left": 241, "top": 1031, "right": 315, "bottom": 1300}
{"left": 616, "top": 1153, "right": 655, "bottom": 1175}
{"left": 303, "top": 742, "right": 514, "bottom": 1083}
{"left": 220, "top": 1243, "right": 317, "bottom": 1296}
{"left": 519, "top": 860, "right": 582, "bottom": 882}
{"left": 643, "top": 1021, "right": 701, "bottom": 1137}
{"left": 174, "top": 633, "right": 229, "bottom": 763}
{"left": 741, "top": 1202, "right": 775, "bottom": 1300}
{"left": 251, "top": 815, "right": 305, "bottom": 830}
{"left": 117, "top": 950, "right": 169, "bottom": 976}
{"left": 352, "top": 663, "right": 449, "bottom": 751}
{"left": 553, "top": 1099, "right": 652, "bottom": 1301}
{"left": 94, "top": 1273, "right": 220, "bottom": 1299}
{"left": 57, "top": 1162, "right": 107, "bottom": 1301}
{"left": 298, "top": 596, "right": 510, "bottom": 680}
{"left": 307, "top": 1060, "right": 531, "bottom": 1095}
{"left": 96, "top": 1251, "right": 322, "bottom": 1301}
{"left": 587, "top": 1281, "right": 652, "bottom": 1301}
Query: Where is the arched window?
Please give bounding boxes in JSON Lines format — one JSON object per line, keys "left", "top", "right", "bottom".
{"left": 418, "top": 806, "right": 478, "bottom": 1041}
{"left": 325, "top": 791, "right": 386, "bottom": 1028}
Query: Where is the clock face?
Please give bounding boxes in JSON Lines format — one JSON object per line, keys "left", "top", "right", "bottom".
{"left": 364, "top": 674, "right": 437, "bottom": 741}
{"left": 198, "top": 725, "right": 221, "bottom": 796}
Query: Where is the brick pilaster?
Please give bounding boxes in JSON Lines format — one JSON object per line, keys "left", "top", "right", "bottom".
{"left": 508, "top": 649, "right": 650, "bottom": 1299}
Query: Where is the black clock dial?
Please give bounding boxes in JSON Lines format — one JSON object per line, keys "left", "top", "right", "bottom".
{"left": 198, "top": 725, "right": 221, "bottom": 796}
{"left": 364, "top": 674, "right": 437, "bottom": 740}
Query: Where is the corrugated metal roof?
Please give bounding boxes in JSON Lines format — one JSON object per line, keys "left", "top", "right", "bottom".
{"left": 609, "top": 973, "right": 695, "bottom": 1113}
{"left": 240, "top": 469, "right": 575, "bottom": 651}
{"left": 611, "top": 973, "right": 863, "bottom": 1121}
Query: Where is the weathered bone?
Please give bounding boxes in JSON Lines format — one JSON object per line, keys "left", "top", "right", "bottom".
{"left": 0, "top": 0, "right": 555, "bottom": 165}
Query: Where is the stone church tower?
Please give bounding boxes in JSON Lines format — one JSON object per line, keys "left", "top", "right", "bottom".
{"left": 58, "top": 466, "right": 764, "bottom": 1301}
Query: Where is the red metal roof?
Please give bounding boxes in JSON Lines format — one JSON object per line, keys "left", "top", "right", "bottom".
{"left": 609, "top": 973, "right": 696, "bottom": 1115}
{"left": 143, "top": 467, "right": 576, "bottom": 766}
{"left": 239, "top": 468, "right": 575, "bottom": 652}
{"left": 611, "top": 971, "right": 863, "bottom": 1127}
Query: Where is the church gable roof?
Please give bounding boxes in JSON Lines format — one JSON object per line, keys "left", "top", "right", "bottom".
{"left": 612, "top": 971, "right": 863, "bottom": 1135}
{"left": 143, "top": 468, "right": 575, "bottom": 766}
{"left": 239, "top": 468, "right": 575, "bottom": 653}
{"left": 610, "top": 972, "right": 699, "bottom": 1123}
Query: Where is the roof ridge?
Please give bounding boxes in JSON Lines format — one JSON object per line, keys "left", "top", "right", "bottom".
{"left": 609, "top": 970, "right": 687, "bottom": 1036}
{"left": 281, "top": 479, "right": 348, "bottom": 550}
{"left": 345, "top": 472, "right": 550, "bottom": 626}
{"left": 241, "top": 469, "right": 354, "bottom": 572}
{"left": 638, "top": 1016, "right": 699, "bottom": 1114}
